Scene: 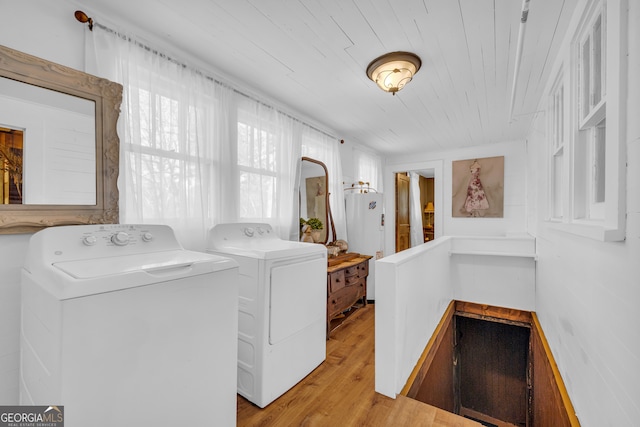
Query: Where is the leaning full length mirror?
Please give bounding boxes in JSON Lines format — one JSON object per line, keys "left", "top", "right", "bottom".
{"left": 299, "top": 157, "right": 335, "bottom": 245}
{"left": 0, "top": 45, "right": 122, "bottom": 234}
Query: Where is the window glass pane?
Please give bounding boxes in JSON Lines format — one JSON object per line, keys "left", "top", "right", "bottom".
{"left": 559, "top": 86, "right": 564, "bottom": 145}
{"left": 553, "top": 93, "right": 559, "bottom": 146}
{"left": 553, "top": 151, "right": 564, "bottom": 218}
{"left": 239, "top": 170, "right": 275, "bottom": 218}
{"left": 553, "top": 86, "right": 564, "bottom": 148}
{"left": 236, "top": 103, "right": 280, "bottom": 220}
{"left": 593, "top": 119, "right": 606, "bottom": 203}
{"left": 593, "top": 15, "right": 602, "bottom": 106}
{"left": 549, "top": 75, "right": 564, "bottom": 219}
{"left": 237, "top": 122, "right": 249, "bottom": 167}
{"left": 581, "top": 37, "right": 591, "bottom": 119}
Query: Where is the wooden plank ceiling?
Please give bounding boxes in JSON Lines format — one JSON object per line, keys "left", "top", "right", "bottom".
{"left": 77, "top": 0, "right": 578, "bottom": 155}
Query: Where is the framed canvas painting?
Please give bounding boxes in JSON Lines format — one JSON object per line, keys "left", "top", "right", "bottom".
{"left": 452, "top": 156, "right": 504, "bottom": 218}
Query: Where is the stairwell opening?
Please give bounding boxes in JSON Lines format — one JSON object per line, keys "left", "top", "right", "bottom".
{"left": 401, "top": 301, "right": 580, "bottom": 427}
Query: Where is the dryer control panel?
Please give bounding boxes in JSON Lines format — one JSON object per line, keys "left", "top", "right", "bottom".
{"left": 210, "top": 223, "right": 276, "bottom": 243}
{"left": 242, "top": 224, "right": 272, "bottom": 238}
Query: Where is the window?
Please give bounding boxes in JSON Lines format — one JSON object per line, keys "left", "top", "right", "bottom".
{"left": 579, "top": 13, "right": 605, "bottom": 121}
{"left": 235, "top": 97, "right": 298, "bottom": 231}
{"left": 353, "top": 148, "right": 384, "bottom": 193}
{"left": 575, "top": 4, "right": 606, "bottom": 220}
{"left": 549, "top": 73, "right": 565, "bottom": 220}
{"left": 237, "top": 111, "right": 277, "bottom": 220}
{"left": 545, "top": 0, "right": 626, "bottom": 241}
{"left": 126, "top": 83, "right": 216, "bottom": 221}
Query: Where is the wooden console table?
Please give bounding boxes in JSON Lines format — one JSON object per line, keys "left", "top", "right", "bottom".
{"left": 326, "top": 254, "right": 372, "bottom": 337}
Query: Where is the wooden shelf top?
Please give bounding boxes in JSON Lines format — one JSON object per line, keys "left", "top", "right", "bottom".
{"left": 327, "top": 253, "right": 373, "bottom": 271}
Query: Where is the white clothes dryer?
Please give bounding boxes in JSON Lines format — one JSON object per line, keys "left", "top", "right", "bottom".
{"left": 20, "top": 224, "right": 239, "bottom": 427}
{"left": 207, "top": 223, "right": 326, "bottom": 408}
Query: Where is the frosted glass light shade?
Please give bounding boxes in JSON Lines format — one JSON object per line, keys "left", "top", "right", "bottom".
{"left": 366, "top": 52, "right": 422, "bottom": 95}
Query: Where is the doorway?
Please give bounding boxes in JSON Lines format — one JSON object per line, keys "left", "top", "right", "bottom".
{"left": 384, "top": 160, "right": 442, "bottom": 258}
{"left": 395, "top": 173, "right": 410, "bottom": 252}
{"left": 394, "top": 171, "right": 436, "bottom": 252}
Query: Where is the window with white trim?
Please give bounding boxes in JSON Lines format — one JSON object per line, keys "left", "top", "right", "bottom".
{"left": 545, "top": 0, "right": 626, "bottom": 241}
{"left": 549, "top": 72, "right": 565, "bottom": 220}
{"left": 575, "top": 3, "right": 606, "bottom": 221}
{"left": 126, "top": 84, "right": 216, "bottom": 221}
{"left": 353, "top": 147, "right": 384, "bottom": 193}
{"left": 236, "top": 105, "right": 278, "bottom": 220}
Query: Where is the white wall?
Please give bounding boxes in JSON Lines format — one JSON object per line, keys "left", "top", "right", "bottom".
{"left": 375, "top": 238, "right": 453, "bottom": 397}
{"left": 0, "top": 1, "right": 88, "bottom": 404}
{"left": 526, "top": 1, "right": 640, "bottom": 426}
{"left": 450, "top": 235, "right": 536, "bottom": 312}
{"left": 383, "top": 140, "right": 528, "bottom": 257}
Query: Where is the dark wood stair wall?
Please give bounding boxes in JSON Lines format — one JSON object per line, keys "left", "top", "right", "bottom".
{"left": 401, "top": 301, "right": 580, "bottom": 427}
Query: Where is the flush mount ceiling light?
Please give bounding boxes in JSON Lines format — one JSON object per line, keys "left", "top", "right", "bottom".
{"left": 366, "top": 51, "right": 422, "bottom": 95}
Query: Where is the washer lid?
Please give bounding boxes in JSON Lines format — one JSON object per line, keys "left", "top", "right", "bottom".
{"left": 209, "top": 238, "right": 326, "bottom": 260}
{"left": 53, "top": 250, "right": 230, "bottom": 279}
{"left": 207, "top": 222, "right": 326, "bottom": 259}
{"left": 30, "top": 250, "right": 238, "bottom": 300}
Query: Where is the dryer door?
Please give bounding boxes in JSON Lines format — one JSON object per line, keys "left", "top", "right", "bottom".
{"left": 269, "top": 256, "right": 326, "bottom": 344}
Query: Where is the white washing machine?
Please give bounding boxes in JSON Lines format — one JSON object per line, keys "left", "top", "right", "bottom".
{"left": 207, "top": 223, "right": 327, "bottom": 408}
{"left": 20, "top": 224, "right": 239, "bottom": 427}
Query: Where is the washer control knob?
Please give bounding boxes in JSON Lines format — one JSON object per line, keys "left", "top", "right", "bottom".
{"left": 82, "top": 235, "right": 97, "bottom": 246}
{"left": 111, "top": 231, "right": 130, "bottom": 246}
{"left": 141, "top": 232, "right": 154, "bottom": 242}
{"left": 243, "top": 227, "right": 255, "bottom": 237}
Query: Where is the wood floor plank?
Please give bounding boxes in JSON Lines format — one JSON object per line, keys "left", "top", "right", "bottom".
{"left": 237, "top": 305, "right": 480, "bottom": 426}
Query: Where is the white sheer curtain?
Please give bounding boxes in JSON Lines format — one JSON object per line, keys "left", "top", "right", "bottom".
{"left": 301, "top": 127, "right": 347, "bottom": 242}
{"left": 235, "top": 96, "right": 300, "bottom": 239}
{"left": 86, "top": 26, "right": 299, "bottom": 248}
{"left": 409, "top": 172, "right": 423, "bottom": 247}
{"left": 353, "top": 147, "right": 384, "bottom": 193}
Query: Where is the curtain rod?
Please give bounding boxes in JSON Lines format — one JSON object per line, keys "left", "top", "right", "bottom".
{"left": 92, "top": 21, "right": 339, "bottom": 142}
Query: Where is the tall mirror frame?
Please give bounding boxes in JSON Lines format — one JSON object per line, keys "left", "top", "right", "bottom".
{"left": 300, "top": 156, "right": 336, "bottom": 245}
{"left": 0, "top": 45, "right": 122, "bottom": 234}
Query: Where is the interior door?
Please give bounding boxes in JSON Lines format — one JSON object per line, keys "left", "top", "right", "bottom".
{"left": 395, "top": 173, "right": 410, "bottom": 252}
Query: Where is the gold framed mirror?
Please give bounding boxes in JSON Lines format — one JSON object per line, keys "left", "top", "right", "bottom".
{"left": 300, "top": 156, "right": 336, "bottom": 245}
{"left": 0, "top": 45, "right": 122, "bottom": 234}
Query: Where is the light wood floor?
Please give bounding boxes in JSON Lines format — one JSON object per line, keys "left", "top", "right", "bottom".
{"left": 237, "top": 304, "right": 481, "bottom": 426}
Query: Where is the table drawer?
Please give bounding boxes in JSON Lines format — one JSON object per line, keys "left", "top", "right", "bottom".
{"left": 344, "top": 265, "right": 359, "bottom": 277}
{"left": 356, "top": 260, "right": 368, "bottom": 277}
{"left": 328, "top": 270, "right": 346, "bottom": 293}
{"left": 345, "top": 274, "right": 361, "bottom": 286}
{"left": 327, "top": 284, "right": 360, "bottom": 317}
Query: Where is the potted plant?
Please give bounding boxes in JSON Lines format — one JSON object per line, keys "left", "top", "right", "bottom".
{"left": 306, "top": 217, "right": 323, "bottom": 242}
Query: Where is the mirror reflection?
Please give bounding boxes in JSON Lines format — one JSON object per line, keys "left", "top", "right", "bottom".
{"left": 0, "top": 127, "right": 22, "bottom": 204}
{"left": 299, "top": 157, "right": 333, "bottom": 245}
{"left": 0, "top": 76, "right": 96, "bottom": 205}
{"left": 0, "top": 44, "right": 121, "bottom": 234}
